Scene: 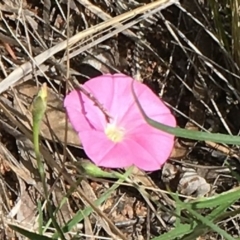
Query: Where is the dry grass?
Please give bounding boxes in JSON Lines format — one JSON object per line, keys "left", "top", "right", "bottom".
{"left": 0, "top": 0, "right": 239, "bottom": 239}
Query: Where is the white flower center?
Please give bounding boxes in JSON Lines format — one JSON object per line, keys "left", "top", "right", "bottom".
{"left": 105, "top": 123, "right": 125, "bottom": 142}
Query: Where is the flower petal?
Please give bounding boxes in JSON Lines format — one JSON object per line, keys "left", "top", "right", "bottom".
{"left": 64, "top": 87, "right": 108, "bottom": 132}
{"left": 64, "top": 73, "right": 177, "bottom": 171}
{"left": 64, "top": 90, "right": 92, "bottom": 132}
{"left": 80, "top": 129, "right": 172, "bottom": 170}
{"left": 128, "top": 120, "right": 176, "bottom": 170}
{"left": 79, "top": 130, "right": 155, "bottom": 169}
{"left": 117, "top": 79, "right": 174, "bottom": 129}
{"left": 79, "top": 115, "right": 175, "bottom": 171}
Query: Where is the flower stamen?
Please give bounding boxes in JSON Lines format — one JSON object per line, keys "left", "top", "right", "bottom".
{"left": 105, "top": 123, "right": 125, "bottom": 142}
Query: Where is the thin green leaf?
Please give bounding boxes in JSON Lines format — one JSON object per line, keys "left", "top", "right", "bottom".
{"left": 180, "top": 201, "right": 236, "bottom": 240}
{"left": 132, "top": 81, "right": 240, "bottom": 145}
{"left": 9, "top": 225, "right": 53, "bottom": 240}
{"left": 183, "top": 199, "right": 235, "bottom": 240}
{"left": 152, "top": 223, "right": 195, "bottom": 240}
{"left": 189, "top": 186, "right": 240, "bottom": 209}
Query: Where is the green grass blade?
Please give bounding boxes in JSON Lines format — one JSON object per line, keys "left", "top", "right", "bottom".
{"left": 152, "top": 223, "right": 196, "bottom": 240}
{"left": 183, "top": 200, "right": 236, "bottom": 240}
{"left": 180, "top": 201, "right": 236, "bottom": 240}
{"left": 132, "top": 81, "right": 240, "bottom": 144}
{"left": 189, "top": 186, "right": 240, "bottom": 209}
{"left": 9, "top": 225, "right": 53, "bottom": 240}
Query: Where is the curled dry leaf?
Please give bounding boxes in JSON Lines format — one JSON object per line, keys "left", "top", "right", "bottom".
{"left": 178, "top": 167, "right": 211, "bottom": 197}
{"left": 162, "top": 163, "right": 211, "bottom": 198}
{"left": 161, "top": 162, "right": 179, "bottom": 183}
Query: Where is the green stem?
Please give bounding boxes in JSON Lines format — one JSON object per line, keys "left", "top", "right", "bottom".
{"left": 32, "top": 83, "right": 65, "bottom": 239}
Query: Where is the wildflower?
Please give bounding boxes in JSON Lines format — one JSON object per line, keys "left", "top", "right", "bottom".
{"left": 64, "top": 74, "right": 176, "bottom": 171}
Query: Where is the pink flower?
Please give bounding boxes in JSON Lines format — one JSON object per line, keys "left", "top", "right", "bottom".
{"left": 64, "top": 73, "right": 176, "bottom": 171}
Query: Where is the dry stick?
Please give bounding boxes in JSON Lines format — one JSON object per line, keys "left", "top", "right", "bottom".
{"left": 0, "top": 0, "right": 178, "bottom": 94}
{"left": 43, "top": 0, "right": 51, "bottom": 40}
{"left": 0, "top": 5, "right": 160, "bottom": 89}
{"left": 63, "top": 0, "right": 72, "bottom": 171}
{"left": 77, "top": 84, "right": 113, "bottom": 123}
{"left": 70, "top": 0, "right": 171, "bottom": 61}
{"left": 63, "top": 3, "right": 169, "bottom": 62}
